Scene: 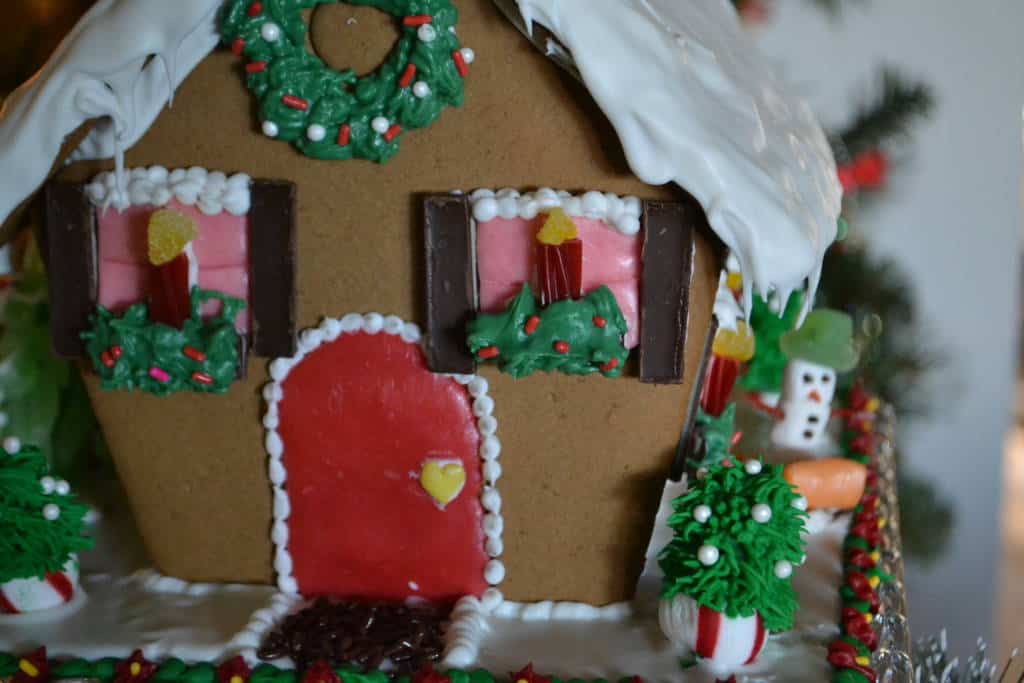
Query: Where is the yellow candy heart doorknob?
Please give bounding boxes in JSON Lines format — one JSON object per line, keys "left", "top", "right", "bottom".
{"left": 420, "top": 460, "right": 466, "bottom": 509}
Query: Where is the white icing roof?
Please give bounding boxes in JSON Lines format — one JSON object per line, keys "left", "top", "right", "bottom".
{"left": 516, "top": 0, "right": 842, "bottom": 317}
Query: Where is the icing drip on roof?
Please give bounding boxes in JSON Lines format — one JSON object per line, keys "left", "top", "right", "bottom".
{"left": 515, "top": 0, "right": 842, "bottom": 320}
{"left": 0, "top": 0, "right": 223, "bottom": 226}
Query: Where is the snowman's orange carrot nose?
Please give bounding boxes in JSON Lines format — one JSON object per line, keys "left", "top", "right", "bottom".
{"left": 807, "top": 389, "right": 823, "bottom": 403}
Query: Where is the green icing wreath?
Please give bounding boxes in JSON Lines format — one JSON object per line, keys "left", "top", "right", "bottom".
{"left": 221, "top": 0, "right": 470, "bottom": 163}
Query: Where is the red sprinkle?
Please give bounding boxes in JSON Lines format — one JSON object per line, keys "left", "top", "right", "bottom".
{"left": 231, "top": 37, "right": 246, "bottom": 56}
{"left": 282, "top": 94, "right": 309, "bottom": 111}
{"left": 245, "top": 61, "right": 267, "bottom": 74}
{"left": 247, "top": 1, "right": 262, "bottom": 16}
{"left": 337, "top": 124, "right": 351, "bottom": 147}
{"left": 100, "top": 351, "right": 114, "bottom": 369}
{"left": 592, "top": 315, "right": 607, "bottom": 329}
{"left": 110, "top": 345, "right": 123, "bottom": 360}
{"left": 191, "top": 372, "right": 214, "bottom": 386}
{"left": 182, "top": 346, "right": 207, "bottom": 362}
{"left": 398, "top": 63, "right": 417, "bottom": 88}
{"left": 452, "top": 50, "right": 468, "bottom": 78}
{"left": 403, "top": 15, "right": 433, "bottom": 26}
{"left": 600, "top": 357, "right": 619, "bottom": 373}
{"left": 383, "top": 124, "right": 402, "bottom": 143}
{"left": 523, "top": 315, "right": 541, "bottom": 335}
{"left": 553, "top": 341, "right": 570, "bottom": 355}
{"left": 477, "top": 346, "right": 499, "bottom": 360}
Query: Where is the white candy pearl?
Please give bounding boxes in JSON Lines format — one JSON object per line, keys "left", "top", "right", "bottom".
{"left": 2, "top": 437, "right": 20, "bottom": 454}
{"left": 418, "top": 24, "right": 437, "bottom": 42}
{"left": 262, "top": 120, "right": 279, "bottom": 138}
{"left": 42, "top": 504, "right": 60, "bottom": 521}
{"left": 260, "top": 22, "right": 282, "bottom": 42}
{"left": 371, "top": 116, "right": 390, "bottom": 134}
{"left": 774, "top": 560, "right": 793, "bottom": 579}
{"left": 697, "top": 545, "right": 719, "bottom": 566}
{"left": 413, "top": 81, "right": 431, "bottom": 98}
{"left": 792, "top": 496, "right": 809, "bottom": 511}
{"left": 751, "top": 503, "right": 773, "bottom": 524}
{"left": 695, "top": 467, "right": 708, "bottom": 481}
{"left": 693, "top": 505, "right": 712, "bottom": 524}
{"left": 460, "top": 47, "right": 476, "bottom": 64}
{"left": 744, "top": 460, "right": 763, "bottom": 475}
{"left": 40, "top": 476, "right": 56, "bottom": 495}
{"left": 306, "top": 124, "right": 326, "bottom": 142}
{"left": 55, "top": 480, "right": 71, "bottom": 496}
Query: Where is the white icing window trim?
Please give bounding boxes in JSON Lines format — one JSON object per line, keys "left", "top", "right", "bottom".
{"left": 85, "top": 166, "right": 252, "bottom": 216}
{"left": 262, "top": 312, "right": 505, "bottom": 600}
{"left": 469, "top": 187, "right": 643, "bottom": 236}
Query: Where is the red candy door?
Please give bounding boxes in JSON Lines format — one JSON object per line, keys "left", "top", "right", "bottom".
{"left": 276, "top": 328, "right": 487, "bottom": 603}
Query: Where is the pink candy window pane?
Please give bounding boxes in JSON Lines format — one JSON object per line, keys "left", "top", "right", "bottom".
{"left": 476, "top": 216, "right": 641, "bottom": 348}
{"left": 95, "top": 199, "right": 250, "bottom": 332}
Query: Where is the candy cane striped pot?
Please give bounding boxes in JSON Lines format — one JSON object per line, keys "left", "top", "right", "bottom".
{"left": 659, "top": 594, "right": 768, "bottom": 677}
{"left": 0, "top": 556, "right": 80, "bottom": 614}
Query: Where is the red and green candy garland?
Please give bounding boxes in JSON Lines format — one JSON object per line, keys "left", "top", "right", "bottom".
{"left": 827, "top": 386, "right": 894, "bottom": 683}
{"left": 221, "top": 0, "right": 472, "bottom": 163}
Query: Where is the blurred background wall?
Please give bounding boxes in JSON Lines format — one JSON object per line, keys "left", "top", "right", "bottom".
{"left": 755, "top": 0, "right": 1024, "bottom": 656}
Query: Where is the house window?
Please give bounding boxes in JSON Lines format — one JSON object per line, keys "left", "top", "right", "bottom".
{"left": 44, "top": 168, "right": 296, "bottom": 367}
{"left": 423, "top": 189, "right": 707, "bottom": 384}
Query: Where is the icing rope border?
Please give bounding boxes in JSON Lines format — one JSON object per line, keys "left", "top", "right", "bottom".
{"left": 262, "top": 312, "right": 505, "bottom": 598}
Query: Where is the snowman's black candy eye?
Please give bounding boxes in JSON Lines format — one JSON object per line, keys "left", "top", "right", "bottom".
{"left": 802, "top": 430, "right": 814, "bottom": 439}
{"left": 802, "top": 373, "right": 813, "bottom": 384}
{"left": 822, "top": 375, "right": 831, "bottom": 383}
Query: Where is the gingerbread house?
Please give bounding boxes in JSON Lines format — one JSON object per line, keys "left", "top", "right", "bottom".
{"left": 0, "top": 0, "right": 840, "bottom": 609}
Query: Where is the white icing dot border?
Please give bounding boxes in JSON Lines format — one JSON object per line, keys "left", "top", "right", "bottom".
{"left": 86, "top": 166, "right": 252, "bottom": 216}
{"left": 469, "top": 188, "right": 643, "bottom": 236}
{"left": 262, "top": 313, "right": 505, "bottom": 599}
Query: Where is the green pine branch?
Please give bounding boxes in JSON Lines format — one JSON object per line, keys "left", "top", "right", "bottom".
{"left": 835, "top": 67, "right": 936, "bottom": 159}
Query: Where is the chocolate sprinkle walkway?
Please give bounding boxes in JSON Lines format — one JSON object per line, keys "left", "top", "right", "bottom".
{"left": 258, "top": 598, "right": 449, "bottom": 675}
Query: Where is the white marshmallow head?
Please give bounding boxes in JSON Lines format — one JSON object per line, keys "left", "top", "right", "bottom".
{"left": 772, "top": 358, "right": 837, "bottom": 450}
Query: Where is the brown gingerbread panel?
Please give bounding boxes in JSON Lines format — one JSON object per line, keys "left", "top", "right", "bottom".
{"left": 61, "top": 0, "right": 720, "bottom": 601}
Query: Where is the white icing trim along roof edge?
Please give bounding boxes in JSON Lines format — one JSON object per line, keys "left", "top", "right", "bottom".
{"left": 0, "top": 0, "right": 224, "bottom": 228}
{"left": 515, "top": 0, "right": 842, "bottom": 319}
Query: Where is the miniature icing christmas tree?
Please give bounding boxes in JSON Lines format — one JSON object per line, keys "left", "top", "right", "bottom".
{"left": 658, "top": 455, "right": 807, "bottom": 678}
{"left": 0, "top": 440, "right": 92, "bottom": 613}
{"left": 737, "top": 291, "right": 804, "bottom": 398}
{"left": 770, "top": 309, "right": 860, "bottom": 451}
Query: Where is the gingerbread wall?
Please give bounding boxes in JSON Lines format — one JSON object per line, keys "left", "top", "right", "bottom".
{"left": 54, "top": 0, "right": 718, "bottom": 605}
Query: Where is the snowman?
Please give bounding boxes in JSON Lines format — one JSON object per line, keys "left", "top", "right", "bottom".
{"left": 769, "top": 309, "right": 859, "bottom": 453}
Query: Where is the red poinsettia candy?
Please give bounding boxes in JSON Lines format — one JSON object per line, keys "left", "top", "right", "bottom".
{"left": 412, "top": 665, "right": 451, "bottom": 683}
{"left": 846, "top": 548, "right": 877, "bottom": 570}
{"left": 216, "top": 657, "right": 252, "bottom": 683}
{"left": 301, "top": 661, "right": 340, "bottom": 683}
{"left": 843, "top": 611, "right": 878, "bottom": 651}
{"left": 113, "top": 650, "right": 158, "bottom": 683}
{"left": 13, "top": 648, "right": 49, "bottom": 683}
{"left": 510, "top": 663, "right": 551, "bottom": 683}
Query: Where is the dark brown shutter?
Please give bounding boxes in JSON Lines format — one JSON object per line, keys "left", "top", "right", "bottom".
{"left": 248, "top": 180, "right": 297, "bottom": 358}
{"left": 43, "top": 182, "right": 97, "bottom": 358}
{"left": 639, "top": 199, "right": 702, "bottom": 384}
{"left": 423, "top": 194, "right": 476, "bottom": 374}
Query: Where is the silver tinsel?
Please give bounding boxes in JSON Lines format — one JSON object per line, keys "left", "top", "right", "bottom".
{"left": 912, "top": 631, "right": 1021, "bottom": 683}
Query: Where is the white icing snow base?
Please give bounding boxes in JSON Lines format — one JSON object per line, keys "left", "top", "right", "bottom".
{"left": 0, "top": 478, "right": 845, "bottom": 682}
{"left": 514, "top": 0, "right": 842, "bottom": 320}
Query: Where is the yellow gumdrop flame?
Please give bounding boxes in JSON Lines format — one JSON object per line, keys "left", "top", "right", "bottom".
{"left": 712, "top": 320, "right": 756, "bottom": 361}
{"left": 148, "top": 209, "right": 199, "bottom": 266}
{"left": 536, "top": 208, "right": 578, "bottom": 246}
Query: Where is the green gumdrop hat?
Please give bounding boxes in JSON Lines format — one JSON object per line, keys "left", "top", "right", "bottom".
{"left": 779, "top": 308, "right": 860, "bottom": 372}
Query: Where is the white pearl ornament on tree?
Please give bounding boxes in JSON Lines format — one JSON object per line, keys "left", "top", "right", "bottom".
{"left": 417, "top": 24, "right": 437, "bottom": 43}
{"left": 262, "top": 121, "right": 279, "bottom": 138}
{"left": 774, "top": 560, "right": 793, "bottom": 579}
{"left": 697, "top": 545, "right": 720, "bottom": 566}
{"left": 55, "top": 480, "right": 70, "bottom": 496}
{"left": 371, "top": 117, "right": 390, "bottom": 134}
{"left": 792, "top": 496, "right": 809, "bottom": 511}
{"left": 744, "top": 460, "right": 763, "bottom": 475}
{"left": 306, "top": 124, "right": 326, "bottom": 142}
{"left": 2, "top": 437, "right": 20, "bottom": 454}
{"left": 40, "top": 476, "right": 55, "bottom": 495}
{"left": 693, "top": 505, "right": 712, "bottom": 524}
{"left": 42, "top": 504, "right": 60, "bottom": 521}
{"left": 412, "top": 81, "right": 431, "bottom": 98}
{"left": 459, "top": 47, "right": 476, "bottom": 64}
{"left": 751, "top": 503, "right": 773, "bottom": 523}
{"left": 260, "top": 22, "right": 282, "bottom": 42}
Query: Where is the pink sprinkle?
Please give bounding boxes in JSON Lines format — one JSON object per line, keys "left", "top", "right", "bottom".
{"left": 149, "top": 367, "right": 171, "bottom": 383}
